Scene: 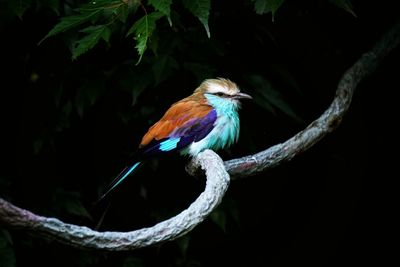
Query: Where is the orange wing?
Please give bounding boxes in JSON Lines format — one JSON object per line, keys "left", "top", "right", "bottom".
{"left": 140, "top": 97, "right": 213, "bottom": 147}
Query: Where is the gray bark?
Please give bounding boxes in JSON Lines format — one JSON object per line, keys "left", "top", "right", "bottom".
{"left": 0, "top": 150, "right": 229, "bottom": 251}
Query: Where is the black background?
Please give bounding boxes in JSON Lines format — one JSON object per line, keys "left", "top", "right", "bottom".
{"left": 1, "top": 0, "right": 399, "bottom": 266}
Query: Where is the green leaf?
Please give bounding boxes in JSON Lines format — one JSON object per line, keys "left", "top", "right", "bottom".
{"left": 37, "top": 0, "right": 60, "bottom": 15}
{"left": 176, "top": 235, "right": 191, "bottom": 257}
{"left": 148, "top": 0, "right": 172, "bottom": 26}
{"left": 152, "top": 55, "right": 178, "bottom": 85}
{"left": 184, "top": 62, "right": 217, "bottom": 84}
{"left": 329, "top": 0, "right": 356, "bottom": 16}
{"left": 210, "top": 209, "right": 227, "bottom": 232}
{"left": 77, "top": 0, "right": 122, "bottom": 12}
{"left": 39, "top": 8, "right": 103, "bottom": 44}
{"left": 75, "top": 77, "right": 107, "bottom": 117}
{"left": 64, "top": 198, "right": 91, "bottom": 219}
{"left": 8, "top": 0, "right": 32, "bottom": 19}
{"left": 71, "top": 25, "right": 111, "bottom": 60}
{"left": 33, "top": 139, "right": 44, "bottom": 155}
{"left": 122, "top": 256, "right": 145, "bottom": 267}
{"left": 126, "top": 12, "right": 164, "bottom": 64}
{"left": 54, "top": 190, "right": 92, "bottom": 219}
{"left": 116, "top": 66, "right": 153, "bottom": 106}
{"left": 1, "top": 229, "right": 13, "bottom": 245}
{"left": 0, "top": 230, "right": 16, "bottom": 267}
{"left": 131, "top": 73, "right": 153, "bottom": 106}
{"left": 115, "top": 2, "right": 130, "bottom": 23}
{"left": 182, "top": 0, "right": 211, "bottom": 38}
{"left": 98, "top": 0, "right": 136, "bottom": 22}
{"left": 248, "top": 75, "right": 302, "bottom": 122}
{"left": 252, "top": 0, "right": 285, "bottom": 21}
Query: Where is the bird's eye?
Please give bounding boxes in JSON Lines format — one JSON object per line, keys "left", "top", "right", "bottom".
{"left": 215, "top": 92, "right": 225, "bottom": 97}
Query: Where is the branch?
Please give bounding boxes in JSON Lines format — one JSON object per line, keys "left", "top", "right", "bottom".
{"left": 222, "top": 20, "right": 400, "bottom": 179}
{"left": 0, "top": 150, "right": 229, "bottom": 251}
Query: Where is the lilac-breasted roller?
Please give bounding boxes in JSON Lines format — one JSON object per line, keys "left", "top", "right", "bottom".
{"left": 99, "top": 78, "right": 251, "bottom": 200}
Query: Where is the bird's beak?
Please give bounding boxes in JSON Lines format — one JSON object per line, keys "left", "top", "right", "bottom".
{"left": 234, "top": 92, "right": 252, "bottom": 100}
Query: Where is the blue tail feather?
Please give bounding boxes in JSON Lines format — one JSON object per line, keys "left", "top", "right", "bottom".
{"left": 99, "top": 161, "right": 142, "bottom": 201}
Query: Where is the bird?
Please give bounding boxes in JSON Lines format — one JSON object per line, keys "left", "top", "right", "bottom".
{"left": 99, "top": 78, "right": 251, "bottom": 201}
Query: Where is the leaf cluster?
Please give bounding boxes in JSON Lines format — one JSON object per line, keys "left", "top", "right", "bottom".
{"left": 37, "top": 0, "right": 214, "bottom": 62}
{"left": 35, "top": 0, "right": 354, "bottom": 61}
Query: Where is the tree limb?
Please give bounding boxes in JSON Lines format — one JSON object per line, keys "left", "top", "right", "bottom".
{"left": 0, "top": 150, "right": 230, "bottom": 251}
{"left": 222, "top": 19, "right": 400, "bottom": 179}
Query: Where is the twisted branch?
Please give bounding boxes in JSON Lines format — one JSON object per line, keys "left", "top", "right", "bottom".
{"left": 223, "top": 19, "right": 400, "bottom": 179}
{"left": 0, "top": 150, "right": 229, "bottom": 251}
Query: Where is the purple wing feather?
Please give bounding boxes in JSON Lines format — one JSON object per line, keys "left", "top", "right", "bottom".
{"left": 140, "top": 109, "right": 217, "bottom": 156}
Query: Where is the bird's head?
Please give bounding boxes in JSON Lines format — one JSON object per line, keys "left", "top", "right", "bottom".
{"left": 195, "top": 78, "right": 252, "bottom": 107}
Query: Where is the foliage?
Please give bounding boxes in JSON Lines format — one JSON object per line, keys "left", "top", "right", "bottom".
{"left": 38, "top": 0, "right": 138, "bottom": 60}
{"left": 126, "top": 11, "right": 164, "bottom": 64}
{"left": 252, "top": 0, "right": 285, "bottom": 20}
{"left": 329, "top": 0, "right": 356, "bottom": 16}
{"left": 35, "top": 0, "right": 358, "bottom": 62}
{"left": 182, "top": 0, "right": 211, "bottom": 37}
{"left": 5, "top": 0, "right": 356, "bottom": 61}
{"left": 148, "top": 0, "right": 173, "bottom": 25}
{"left": 72, "top": 24, "right": 111, "bottom": 60}
{"left": 0, "top": 230, "right": 15, "bottom": 267}
{"left": 37, "top": 0, "right": 213, "bottom": 61}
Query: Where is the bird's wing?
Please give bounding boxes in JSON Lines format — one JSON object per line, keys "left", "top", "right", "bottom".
{"left": 97, "top": 99, "right": 215, "bottom": 202}
{"left": 138, "top": 99, "right": 217, "bottom": 156}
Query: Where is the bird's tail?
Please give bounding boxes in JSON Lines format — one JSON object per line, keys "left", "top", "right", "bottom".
{"left": 98, "top": 161, "right": 142, "bottom": 202}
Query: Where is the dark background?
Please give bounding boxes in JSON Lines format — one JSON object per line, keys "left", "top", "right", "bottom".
{"left": 1, "top": 0, "right": 398, "bottom": 266}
